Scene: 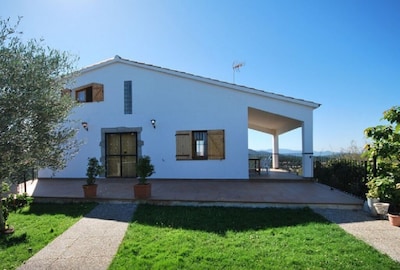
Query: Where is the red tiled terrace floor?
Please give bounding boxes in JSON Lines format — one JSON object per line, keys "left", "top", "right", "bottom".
{"left": 20, "top": 170, "right": 363, "bottom": 209}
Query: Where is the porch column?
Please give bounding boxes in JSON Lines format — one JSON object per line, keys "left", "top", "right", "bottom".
{"left": 272, "top": 134, "right": 279, "bottom": 169}
{"left": 302, "top": 119, "right": 314, "bottom": 178}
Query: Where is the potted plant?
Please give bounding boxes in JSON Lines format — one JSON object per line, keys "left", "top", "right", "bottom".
{"left": 387, "top": 213, "right": 400, "bottom": 226}
{"left": 82, "top": 157, "right": 103, "bottom": 198}
{"left": 367, "top": 175, "right": 400, "bottom": 225}
{"left": 365, "top": 178, "right": 380, "bottom": 216}
{"left": 387, "top": 183, "right": 400, "bottom": 226}
{"left": 134, "top": 156, "right": 155, "bottom": 199}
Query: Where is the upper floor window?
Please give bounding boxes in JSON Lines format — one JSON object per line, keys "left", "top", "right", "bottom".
{"left": 74, "top": 83, "right": 104, "bottom": 103}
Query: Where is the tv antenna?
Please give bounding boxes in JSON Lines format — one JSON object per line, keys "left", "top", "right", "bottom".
{"left": 232, "top": 61, "right": 245, "bottom": 84}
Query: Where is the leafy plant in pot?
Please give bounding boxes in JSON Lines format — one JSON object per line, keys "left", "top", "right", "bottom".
{"left": 83, "top": 157, "right": 104, "bottom": 198}
{"left": 387, "top": 183, "right": 400, "bottom": 226}
{"left": 367, "top": 175, "right": 400, "bottom": 225}
{"left": 134, "top": 156, "right": 155, "bottom": 199}
{"left": 366, "top": 176, "right": 399, "bottom": 217}
{"left": 365, "top": 178, "right": 380, "bottom": 216}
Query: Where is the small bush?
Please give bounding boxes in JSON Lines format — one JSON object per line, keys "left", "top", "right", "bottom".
{"left": 2, "top": 193, "right": 33, "bottom": 228}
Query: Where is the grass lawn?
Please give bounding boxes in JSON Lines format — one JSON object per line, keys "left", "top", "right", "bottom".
{"left": 0, "top": 202, "right": 97, "bottom": 270}
{"left": 110, "top": 205, "right": 400, "bottom": 270}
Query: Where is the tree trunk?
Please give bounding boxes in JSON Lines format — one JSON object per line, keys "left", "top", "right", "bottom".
{"left": 0, "top": 179, "right": 5, "bottom": 231}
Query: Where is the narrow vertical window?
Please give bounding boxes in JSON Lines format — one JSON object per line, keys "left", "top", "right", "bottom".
{"left": 124, "top": 81, "right": 132, "bottom": 114}
{"left": 193, "top": 131, "right": 207, "bottom": 159}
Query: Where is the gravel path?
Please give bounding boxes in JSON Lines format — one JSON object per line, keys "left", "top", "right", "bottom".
{"left": 313, "top": 208, "right": 400, "bottom": 263}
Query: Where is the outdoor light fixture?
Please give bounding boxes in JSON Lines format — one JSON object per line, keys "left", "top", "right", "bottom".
{"left": 81, "top": 122, "right": 88, "bottom": 131}
{"left": 151, "top": 119, "right": 156, "bottom": 129}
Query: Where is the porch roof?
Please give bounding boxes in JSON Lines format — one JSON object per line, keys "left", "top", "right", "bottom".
{"left": 248, "top": 107, "right": 303, "bottom": 135}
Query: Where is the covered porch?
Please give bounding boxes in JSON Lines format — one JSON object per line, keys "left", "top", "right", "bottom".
{"left": 248, "top": 106, "right": 318, "bottom": 178}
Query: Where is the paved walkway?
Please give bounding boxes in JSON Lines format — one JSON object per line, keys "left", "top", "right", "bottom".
{"left": 17, "top": 203, "right": 136, "bottom": 270}
{"left": 314, "top": 208, "right": 400, "bottom": 263}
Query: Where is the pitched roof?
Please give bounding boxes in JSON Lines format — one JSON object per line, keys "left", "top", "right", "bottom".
{"left": 80, "top": 55, "right": 321, "bottom": 109}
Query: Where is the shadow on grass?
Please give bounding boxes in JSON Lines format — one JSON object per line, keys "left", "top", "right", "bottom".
{"left": 133, "top": 205, "right": 330, "bottom": 235}
{"left": 19, "top": 202, "right": 98, "bottom": 218}
{"left": 0, "top": 232, "right": 28, "bottom": 248}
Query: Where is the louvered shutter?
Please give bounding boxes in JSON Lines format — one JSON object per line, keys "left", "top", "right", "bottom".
{"left": 61, "top": 88, "right": 72, "bottom": 97}
{"left": 176, "top": 131, "right": 192, "bottom": 160}
{"left": 92, "top": 84, "right": 104, "bottom": 102}
{"left": 208, "top": 130, "right": 225, "bottom": 160}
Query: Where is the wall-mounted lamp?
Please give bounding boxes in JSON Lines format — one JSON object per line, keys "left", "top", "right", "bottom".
{"left": 81, "top": 122, "right": 88, "bottom": 131}
{"left": 150, "top": 119, "right": 156, "bottom": 129}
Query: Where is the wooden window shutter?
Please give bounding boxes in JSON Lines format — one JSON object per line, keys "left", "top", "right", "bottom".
{"left": 207, "top": 130, "right": 225, "bottom": 160}
{"left": 92, "top": 84, "right": 104, "bottom": 102}
{"left": 176, "top": 131, "right": 192, "bottom": 160}
{"left": 61, "top": 88, "right": 72, "bottom": 97}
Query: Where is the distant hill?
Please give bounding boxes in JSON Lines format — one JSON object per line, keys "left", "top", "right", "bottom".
{"left": 249, "top": 149, "right": 337, "bottom": 157}
{"left": 248, "top": 149, "right": 270, "bottom": 156}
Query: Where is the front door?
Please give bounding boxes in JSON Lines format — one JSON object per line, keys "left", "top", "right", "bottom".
{"left": 106, "top": 132, "right": 137, "bottom": 177}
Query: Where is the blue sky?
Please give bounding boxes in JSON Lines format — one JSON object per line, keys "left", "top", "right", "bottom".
{"left": 2, "top": 0, "right": 399, "bottom": 153}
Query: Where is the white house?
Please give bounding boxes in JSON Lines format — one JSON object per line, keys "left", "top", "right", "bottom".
{"left": 39, "top": 56, "right": 320, "bottom": 180}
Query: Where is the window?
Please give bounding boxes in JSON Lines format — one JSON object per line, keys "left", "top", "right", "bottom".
{"left": 176, "top": 130, "right": 225, "bottom": 160}
{"left": 74, "top": 83, "right": 104, "bottom": 103}
{"left": 124, "top": 81, "right": 132, "bottom": 114}
{"left": 193, "top": 131, "right": 207, "bottom": 159}
{"left": 77, "top": 88, "right": 91, "bottom": 102}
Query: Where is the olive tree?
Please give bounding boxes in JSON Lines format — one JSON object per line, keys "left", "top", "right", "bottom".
{"left": 0, "top": 17, "right": 79, "bottom": 232}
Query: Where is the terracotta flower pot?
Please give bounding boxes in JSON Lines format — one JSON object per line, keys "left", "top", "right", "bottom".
{"left": 82, "top": 184, "right": 98, "bottom": 198}
{"left": 134, "top": 183, "right": 151, "bottom": 199}
{"left": 388, "top": 213, "right": 400, "bottom": 227}
{"left": 1, "top": 226, "right": 15, "bottom": 235}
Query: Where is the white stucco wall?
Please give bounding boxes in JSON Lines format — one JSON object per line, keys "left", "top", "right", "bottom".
{"left": 39, "top": 61, "right": 250, "bottom": 179}
{"left": 39, "top": 58, "right": 318, "bottom": 179}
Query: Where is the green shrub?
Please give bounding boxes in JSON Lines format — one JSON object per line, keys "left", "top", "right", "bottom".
{"left": 136, "top": 156, "right": 155, "bottom": 184}
{"left": 2, "top": 192, "right": 33, "bottom": 229}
